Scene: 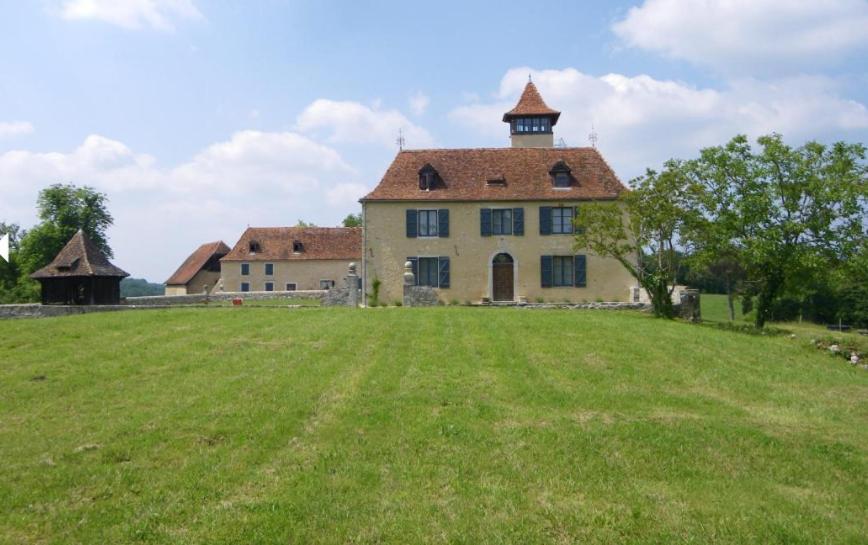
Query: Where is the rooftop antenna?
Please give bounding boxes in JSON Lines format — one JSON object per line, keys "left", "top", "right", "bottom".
{"left": 396, "top": 128, "right": 405, "bottom": 151}
{"left": 556, "top": 137, "right": 567, "bottom": 148}
{"left": 588, "top": 123, "right": 598, "bottom": 148}
{"left": 528, "top": 73, "right": 532, "bottom": 83}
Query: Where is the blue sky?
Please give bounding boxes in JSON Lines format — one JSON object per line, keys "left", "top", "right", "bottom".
{"left": 1, "top": 0, "right": 867, "bottom": 281}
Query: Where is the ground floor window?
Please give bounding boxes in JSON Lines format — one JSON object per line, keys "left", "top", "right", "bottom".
{"left": 265, "top": 282, "right": 274, "bottom": 292}
{"left": 417, "top": 257, "right": 439, "bottom": 287}
{"left": 320, "top": 279, "right": 335, "bottom": 290}
{"left": 286, "top": 283, "right": 297, "bottom": 291}
{"left": 552, "top": 256, "right": 574, "bottom": 287}
{"left": 240, "top": 282, "right": 250, "bottom": 292}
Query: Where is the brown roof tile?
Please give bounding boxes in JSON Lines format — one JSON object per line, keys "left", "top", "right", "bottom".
{"left": 222, "top": 227, "right": 362, "bottom": 262}
{"left": 30, "top": 230, "right": 128, "bottom": 279}
{"left": 165, "top": 240, "right": 230, "bottom": 285}
{"left": 361, "top": 147, "right": 627, "bottom": 202}
{"left": 502, "top": 81, "right": 561, "bottom": 123}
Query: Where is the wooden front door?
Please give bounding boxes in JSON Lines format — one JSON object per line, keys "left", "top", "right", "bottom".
{"left": 492, "top": 253, "right": 514, "bottom": 301}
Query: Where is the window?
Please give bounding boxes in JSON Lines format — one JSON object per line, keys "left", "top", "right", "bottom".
{"left": 419, "top": 164, "right": 438, "bottom": 190}
{"left": 320, "top": 279, "right": 335, "bottom": 290}
{"left": 249, "top": 241, "right": 261, "bottom": 253}
{"left": 240, "top": 282, "right": 250, "bottom": 292}
{"left": 552, "top": 207, "right": 574, "bottom": 234}
{"left": 264, "top": 282, "right": 274, "bottom": 292}
{"left": 554, "top": 172, "right": 570, "bottom": 188}
{"left": 241, "top": 263, "right": 250, "bottom": 276}
{"left": 264, "top": 263, "right": 274, "bottom": 276}
{"left": 417, "top": 257, "right": 439, "bottom": 287}
{"left": 286, "top": 283, "right": 297, "bottom": 291}
{"left": 552, "top": 256, "right": 574, "bottom": 287}
{"left": 418, "top": 209, "right": 439, "bottom": 237}
{"left": 492, "top": 209, "right": 513, "bottom": 235}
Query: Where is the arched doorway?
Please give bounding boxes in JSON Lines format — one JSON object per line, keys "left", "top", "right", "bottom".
{"left": 492, "top": 253, "right": 514, "bottom": 302}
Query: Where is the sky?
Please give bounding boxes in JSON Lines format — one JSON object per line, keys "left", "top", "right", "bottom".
{"left": 1, "top": 0, "right": 867, "bottom": 281}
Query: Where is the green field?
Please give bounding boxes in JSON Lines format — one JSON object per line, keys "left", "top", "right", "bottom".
{"left": 1, "top": 308, "right": 866, "bottom": 544}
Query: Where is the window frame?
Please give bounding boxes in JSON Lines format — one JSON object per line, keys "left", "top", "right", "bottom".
{"left": 264, "top": 282, "right": 274, "bottom": 292}
{"left": 491, "top": 208, "right": 513, "bottom": 236}
{"left": 264, "top": 263, "right": 274, "bottom": 276}
{"left": 286, "top": 283, "right": 297, "bottom": 291}
{"left": 552, "top": 256, "right": 575, "bottom": 287}
{"left": 551, "top": 207, "right": 575, "bottom": 235}
{"left": 417, "top": 209, "right": 439, "bottom": 237}
{"left": 240, "top": 263, "right": 250, "bottom": 276}
{"left": 417, "top": 256, "right": 440, "bottom": 288}
{"left": 319, "top": 279, "right": 335, "bottom": 290}
{"left": 240, "top": 282, "right": 250, "bottom": 292}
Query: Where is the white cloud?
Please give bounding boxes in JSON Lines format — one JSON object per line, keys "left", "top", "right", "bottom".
{"left": 612, "top": 0, "right": 868, "bottom": 73}
{"left": 296, "top": 99, "right": 435, "bottom": 149}
{"left": 0, "top": 121, "right": 34, "bottom": 138}
{"left": 409, "top": 92, "right": 430, "bottom": 116}
{"left": 449, "top": 67, "right": 868, "bottom": 179}
{"left": 0, "top": 130, "right": 368, "bottom": 281}
{"left": 56, "top": 0, "right": 202, "bottom": 31}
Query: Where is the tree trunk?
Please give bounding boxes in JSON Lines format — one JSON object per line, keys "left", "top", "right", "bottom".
{"left": 726, "top": 283, "right": 735, "bottom": 322}
{"left": 754, "top": 269, "right": 782, "bottom": 329}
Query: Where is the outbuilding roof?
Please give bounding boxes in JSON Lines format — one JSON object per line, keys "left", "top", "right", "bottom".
{"left": 221, "top": 227, "right": 362, "bottom": 262}
{"left": 361, "top": 147, "right": 627, "bottom": 202}
{"left": 165, "top": 240, "right": 230, "bottom": 286}
{"left": 30, "top": 230, "right": 128, "bottom": 279}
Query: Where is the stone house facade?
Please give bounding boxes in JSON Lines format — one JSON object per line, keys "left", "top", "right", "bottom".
{"left": 219, "top": 227, "right": 361, "bottom": 293}
{"left": 361, "top": 81, "right": 637, "bottom": 304}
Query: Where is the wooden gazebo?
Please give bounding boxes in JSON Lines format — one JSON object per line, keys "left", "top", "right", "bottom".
{"left": 30, "top": 230, "right": 129, "bottom": 305}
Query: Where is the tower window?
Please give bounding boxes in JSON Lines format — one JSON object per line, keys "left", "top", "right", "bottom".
{"left": 512, "top": 117, "right": 551, "bottom": 134}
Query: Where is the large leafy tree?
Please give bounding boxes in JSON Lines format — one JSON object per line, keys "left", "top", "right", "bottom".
{"left": 341, "top": 213, "right": 363, "bottom": 227}
{"left": 574, "top": 162, "right": 693, "bottom": 318}
{"left": 17, "top": 184, "right": 114, "bottom": 278}
{"left": 685, "top": 135, "right": 867, "bottom": 328}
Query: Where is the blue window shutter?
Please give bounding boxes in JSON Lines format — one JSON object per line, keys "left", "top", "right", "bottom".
{"left": 407, "top": 257, "right": 418, "bottom": 285}
{"left": 513, "top": 207, "right": 524, "bottom": 236}
{"left": 574, "top": 255, "right": 587, "bottom": 287}
{"left": 480, "top": 208, "right": 492, "bottom": 236}
{"left": 406, "top": 209, "right": 417, "bottom": 238}
{"left": 539, "top": 206, "right": 552, "bottom": 235}
{"left": 438, "top": 256, "right": 450, "bottom": 288}
{"left": 438, "top": 209, "right": 449, "bottom": 238}
{"left": 541, "top": 255, "right": 553, "bottom": 288}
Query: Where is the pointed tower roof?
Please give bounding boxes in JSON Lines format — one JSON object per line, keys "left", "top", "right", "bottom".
{"left": 30, "top": 229, "right": 128, "bottom": 279}
{"left": 502, "top": 81, "right": 561, "bottom": 123}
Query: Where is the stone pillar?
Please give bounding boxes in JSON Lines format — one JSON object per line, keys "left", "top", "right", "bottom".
{"left": 402, "top": 260, "right": 415, "bottom": 307}
{"left": 679, "top": 289, "right": 701, "bottom": 322}
{"left": 346, "top": 262, "right": 359, "bottom": 307}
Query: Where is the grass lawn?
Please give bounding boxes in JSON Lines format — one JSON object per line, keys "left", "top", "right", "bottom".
{"left": 1, "top": 307, "right": 866, "bottom": 544}
{"left": 700, "top": 293, "right": 746, "bottom": 323}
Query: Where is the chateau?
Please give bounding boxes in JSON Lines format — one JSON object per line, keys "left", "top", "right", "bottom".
{"left": 360, "top": 81, "right": 635, "bottom": 304}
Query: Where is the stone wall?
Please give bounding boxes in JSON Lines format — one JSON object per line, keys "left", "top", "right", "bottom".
{"left": 0, "top": 304, "right": 134, "bottom": 319}
{"left": 403, "top": 286, "right": 439, "bottom": 307}
{"left": 124, "top": 290, "right": 325, "bottom": 306}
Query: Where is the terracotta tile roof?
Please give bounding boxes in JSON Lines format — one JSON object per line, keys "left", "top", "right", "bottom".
{"left": 221, "top": 227, "right": 362, "bottom": 262}
{"left": 165, "top": 240, "right": 230, "bottom": 285}
{"left": 361, "top": 147, "right": 627, "bottom": 202}
{"left": 30, "top": 230, "right": 129, "bottom": 279}
{"left": 502, "top": 81, "right": 561, "bottom": 123}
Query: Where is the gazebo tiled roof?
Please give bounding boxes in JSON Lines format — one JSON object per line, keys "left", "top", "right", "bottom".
{"left": 30, "top": 230, "right": 128, "bottom": 279}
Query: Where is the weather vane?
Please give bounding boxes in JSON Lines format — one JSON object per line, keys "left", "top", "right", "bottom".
{"left": 396, "top": 128, "right": 405, "bottom": 151}
{"left": 588, "top": 123, "right": 598, "bottom": 148}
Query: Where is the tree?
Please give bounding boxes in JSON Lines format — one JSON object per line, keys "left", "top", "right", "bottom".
{"left": 16, "top": 184, "right": 114, "bottom": 285}
{"left": 295, "top": 219, "right": 317, "bottom": 227}
{"left": 342, "top": 213, "right": 363, "bottom": 227}
{"left": 685, "top": 135, "right": 867, "bottom": 328}
{"left": 574, "top": 162, "right": 693, "bottom": 318}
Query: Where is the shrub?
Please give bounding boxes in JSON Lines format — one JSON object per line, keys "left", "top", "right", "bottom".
{"left": 369, "top": 278, "right": 381, "bottom": 307}
{"left": 394, "top": 300, "right": 402, "bottom": 307}
{"left": 450, "top": 299, "right": 460, "bottom": 306}
{"left": 535, "top": 297, "right": 544, "bottom": 304}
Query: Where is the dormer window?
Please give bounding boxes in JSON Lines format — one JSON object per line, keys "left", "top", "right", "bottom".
{"left": 487, "top": 177, "right": 506, "bottom": 187}
{"left": 292, "top": 240, "right": 304, "bottom": 253}
{"left": 549, "top": 160, "right": 573, "bottom": 188}
{"left": 249, "top": 240, "right": 261, "bottom": 253}
{"left": 418, "top": 164, "right": 439, "bottom": 191}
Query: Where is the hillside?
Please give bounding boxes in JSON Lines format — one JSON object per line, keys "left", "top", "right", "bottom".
{"left": 1, "top": 308, "right": 865, "bottom": 544}
{"left": 120, "top": 277, "right": 165, "bottom": 297}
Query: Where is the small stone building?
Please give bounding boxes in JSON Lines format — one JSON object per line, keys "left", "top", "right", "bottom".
{"left": 220, "top": 227, "right": 361, "bottom": 292}
{"left": 165, "top": 241, "right": 230, "bottom": 295}
{"left": 30, "top": 229, "right": 129, "bottom": 305}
